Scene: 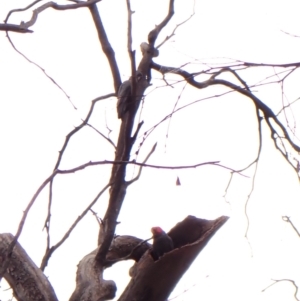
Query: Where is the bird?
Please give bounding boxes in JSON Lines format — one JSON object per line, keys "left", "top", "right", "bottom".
{"left": 117, "top": 78, "right": 132, "bottom": 119}
{"left": 151, "top": 227, "right": 174, "bottom": 261}
{"left": 117, "top": 72, "right": 143, "bottom": 119}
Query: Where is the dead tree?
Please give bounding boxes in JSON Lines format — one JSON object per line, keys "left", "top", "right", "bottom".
{"left": 1, "top": 0, "right": 300, "bottom": 301}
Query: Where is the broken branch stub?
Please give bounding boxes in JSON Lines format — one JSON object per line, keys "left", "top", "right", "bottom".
{"left": 118, "top": 215, "right": 229, "bottom": 301}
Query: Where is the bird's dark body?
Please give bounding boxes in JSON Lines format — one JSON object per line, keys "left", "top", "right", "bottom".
{"left": 151, "top": 227, "right": 174, "bottom": 261}
{"left": 117, "top": 79, "right": 132, "bottom": 119}
{"left": 116, "top": 72, "right": 144, "bottom": 119}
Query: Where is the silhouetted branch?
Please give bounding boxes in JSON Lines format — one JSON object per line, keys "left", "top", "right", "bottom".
{"left": 55, "top": 93, "right": 116, "bottom": 170}
{"left": 0, "top": 23, "right": 32, "bottom": 33}
{"left": 94, "top": 1, "right": 177, "bottom": 263}
{"left": 40, "top": 183, "right": 111, "bottom": 271}
{"left": 4, "top": 0, "right": 43, "bottom": 23}
{"left": 127, "top": 142, "right": 157, "bottom": 185}
{"left": 151, "top": 62, "right": 300, "bottom": 174}
{"left": 6, "top": 34, "right": 75, "bottom": 109}
{"left": 262, "top": 278, "right": 299, "bottom": 301}
{"left": 156, "top": 3, "right": 195, "bottom": 49}
{"left": 89, "top": 4, "right": 121, "bottom": 92}
{"left": 55, "top": 159, "right": 244, "bottom": 174}
{"left": 282, "top": 216, "right": 300, "bottom": 237}
{"left": 148, "top": 0, "right": 175, "bottom": 46}
{"left": 6, "top": 0, "right": 102, "bottom": 29}
{"left": 86, "top": 122, "right": 117, "bottom": 149}
{"left": 126, "top": 0, "right": 136, "bottom": 79}
{"left": 43, "top": 93, "right": 115, "bottom": 252}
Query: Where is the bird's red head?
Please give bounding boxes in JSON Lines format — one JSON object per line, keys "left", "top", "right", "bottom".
{"left": 151, "top": 227, "right": 164, "bottom": 235}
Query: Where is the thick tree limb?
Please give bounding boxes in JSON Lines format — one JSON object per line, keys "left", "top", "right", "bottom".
{"left": 70, "top": 216, "right": 228, "bottom": 301}
{"left": 70, "top": 236, "right": 151, "bottom": 301}
{"left": 0, "top": 233, "right": 58, "bottom": 301}
{"left": 95, "top": 0, "right": 176, "bottom": 266}
{"left": 69, "top": 250, "right": 116, "bottom": 301}
{"left": 118, "top": 215, "right": 229, "bottom": 301}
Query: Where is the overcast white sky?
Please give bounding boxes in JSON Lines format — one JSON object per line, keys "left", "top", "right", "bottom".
{"left": 1, "top": 0, "right": 300, "bottom": 300}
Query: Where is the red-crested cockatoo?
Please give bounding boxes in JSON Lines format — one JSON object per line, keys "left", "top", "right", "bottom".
{"left": 151, "top": 227, "right": 174, "bottom": 260}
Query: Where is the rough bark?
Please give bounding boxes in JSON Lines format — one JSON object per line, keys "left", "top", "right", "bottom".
{"left": 118, "top": 215, "right": 229, "bottom": 301}
{"left": 70, "top": 215, "right": 228, "bottom": 301}
{"left": 0, "top": 233, "right": 58, "bottom": 301}
{"left": 69, "top": 236, "right": 151, "bottom": 301}
{"left": 69, "top": 250, "right": 116, "bottom": 301}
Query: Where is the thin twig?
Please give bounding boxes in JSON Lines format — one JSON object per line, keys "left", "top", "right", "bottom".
{"left": 43, "top": 93, "right": 115, "bottom": 249}
{"left": 127, "top": 142, "right": 157, "bottom": 185}
{"left": 86, "top": 122, "right": 117, "bottom": 149}
{"left": 148, "top": 0, "right": 175, "bottom": 46}
{"left": 54, "top": 93, "right": 115, "bottom": 170}
{"left": 6, "top": 34, "right": 76, "bottom": 109}
{"left": 156, "top": 2, "right": 195, "bottom": 49}
{"left": 40, "top": 183, "right": 112, "bottom": 270}
{"left": 282, "top": 216, "right": 300, "bottom": 237}
{"left": 5, "top": 0, "right": 43, "bottom": 23}
{"left": 262, "top": 279, "right": 299, "bottom": 301}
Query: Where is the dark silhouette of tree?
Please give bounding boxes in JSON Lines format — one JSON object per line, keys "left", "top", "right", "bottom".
{"left": 1, "top": 1, "right": 300, "bottom": 301}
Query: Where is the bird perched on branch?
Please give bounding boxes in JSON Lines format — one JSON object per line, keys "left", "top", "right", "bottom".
{"left": 151, "top": 227, "right": 174, "bottom": 261}
{"left": 117, "top": 78, "right": 131, "bottom": 119}
{"left": 117, "top": 72, "right": 143, "bottom": 119}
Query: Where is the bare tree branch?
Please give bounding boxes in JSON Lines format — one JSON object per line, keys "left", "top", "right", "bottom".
{"left": 0, "top": 23, "right": 33, "bottom": 33}
{"left": 43, "top": 93, "right": 115, "bottom": 250}
{"left": 151, "top": 62, "right": 300, "bottom": 159}
{"left": 4, "top": 0, "right": 43, "bottom": 23}
{"left": 126, "top": 0, "right": 136, "bottom": 78}
{"left": 5, "top": 0, "right": 103, "bottom": 29}
{"left": 127, "top": 142, "right": 157, "bottom": 185}
{"left": 54, "top": 159, "right": 246, "bottom": 174}
{"left": 282, "top": 216, "right": 300, "bottom": 237}
{"left": 280, "top": 29, "right": 300, "bottom": 39}
{"left": 6, "top": 34, "right": 76, "bottom": 109}
{"left": 54, "top": 93, "right": 116, "bottom": 171}
{"left": 86, "top": 122, "right": 117, "bottom": 149}
{"left": 0, "top": 234, "right": 58, "bottom": 301}
{"left": 148, "top": 0, "right": 175, "bottom": 46}
{"left": 89, "top": 4, "right": 121, "bottom": 92}
{"left": 40, "top": 183, "right": 111, "bottom": 271}
{"left": 262, "top": 278, "right": 299, "bottom": 301}
{"left": 93, "top": 1, "right": 177, "bottom": 264}
{"left": 156, "top": 3, "right": 195, "bottom": 49}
